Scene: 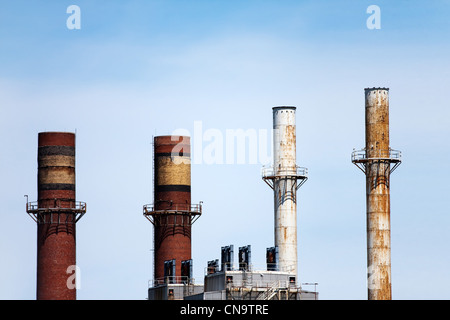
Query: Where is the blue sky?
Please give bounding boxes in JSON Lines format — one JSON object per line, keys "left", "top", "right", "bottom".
{"left": 1, "top": 0, "right": 449, "bottom": 300}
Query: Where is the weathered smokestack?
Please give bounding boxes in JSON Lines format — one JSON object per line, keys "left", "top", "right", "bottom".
{"left": 352, "top": 88, "right": 401, "bottom": 300}
{"left": 26, "top": 132, "right": 86, "bottom": 300}
{"left": 263, "top": 107, "right": 308, "bottom": 280}
{"left": 144, "top": 136, "right": 202, "bottom": 286}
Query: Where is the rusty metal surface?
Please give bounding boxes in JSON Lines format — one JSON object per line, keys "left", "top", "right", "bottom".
{"left": 364, "top": 88, "right": 392, "bottom": 300}
{"left": 352, "top": 88, "right": 402, "bottom": 300}
{"left": 349, "top": 88, "right": 404, "bottom": 300}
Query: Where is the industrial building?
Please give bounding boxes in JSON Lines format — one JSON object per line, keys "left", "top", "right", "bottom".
{"left": 186, "top": 244, "right": 317, "bottom": 300}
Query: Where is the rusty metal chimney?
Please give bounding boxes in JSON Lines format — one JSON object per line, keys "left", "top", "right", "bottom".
{"left": 26, "top": 132, "right": 86, "bottom": 300}
{"left": 352, "top": 88, "right": 401, "bottom": 300}
{"left": 262, "top": 107, "right": 307, "bottom": 280}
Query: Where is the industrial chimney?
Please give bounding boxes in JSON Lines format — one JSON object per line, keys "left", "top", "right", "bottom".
{"left": 352, "top": 88, "right": 402, "bottom": 300}
{"left": 262, "top": 107, "right": 308, "bottom": 280}
{"left": 143, "top": 136, "right": 202, "bottom": 287}
{"left": 26, "top": 132, "right": 86, "bottom": 300}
